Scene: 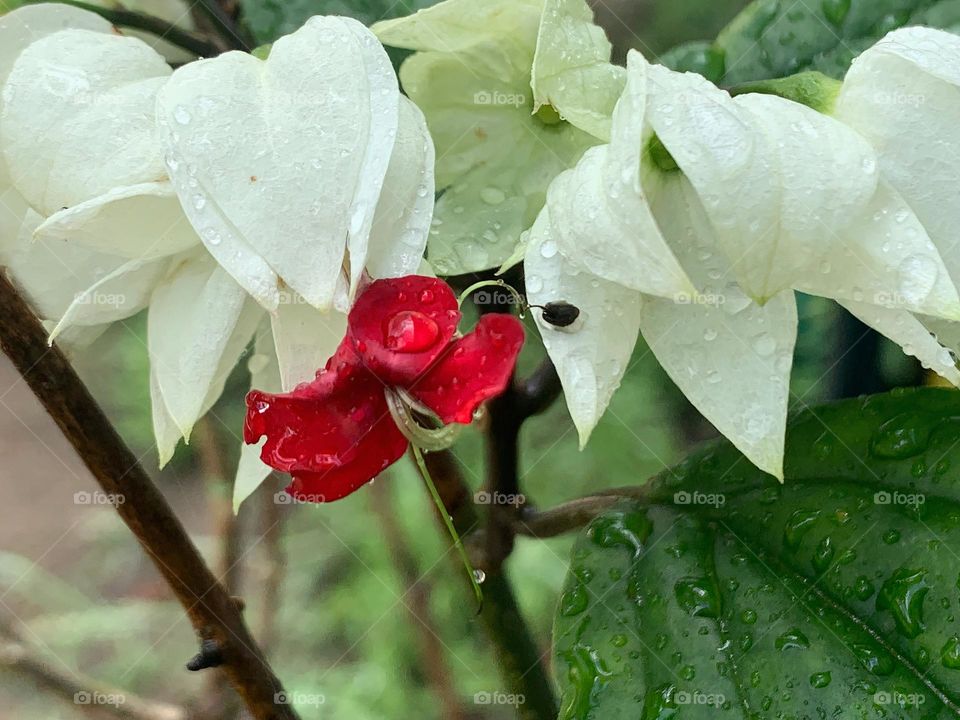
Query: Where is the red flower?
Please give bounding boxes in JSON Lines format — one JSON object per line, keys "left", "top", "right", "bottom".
{"left": 244, "top": 276, "right": 525, "bottom": 502}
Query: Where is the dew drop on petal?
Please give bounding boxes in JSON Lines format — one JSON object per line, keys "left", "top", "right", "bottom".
{"left": 384, "top": 311, "right": 440, "bottom": 353}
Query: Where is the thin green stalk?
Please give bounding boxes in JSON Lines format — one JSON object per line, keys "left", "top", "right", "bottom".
{"left": 412, "top": 446, "right": 484, "bottom": 610}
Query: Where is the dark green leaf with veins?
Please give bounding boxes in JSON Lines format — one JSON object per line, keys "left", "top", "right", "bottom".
{"left": 554, "top": 388, "right": 960, "bottom": 719}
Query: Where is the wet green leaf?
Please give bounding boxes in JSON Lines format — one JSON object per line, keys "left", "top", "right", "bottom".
{"left": 555, "top": 387, "right": 960, "bottom": 719}
{"left": 668, "top": 0, "right": 960, "bottom": 84}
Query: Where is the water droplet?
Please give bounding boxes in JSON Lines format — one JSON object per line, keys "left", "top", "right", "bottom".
{"left": 192, "top": 194, "right": 206, "bottom": 210}
{"left": 674, "top": 577, "right": 720, "bottom": 618}
{"left": 383, "top": 311, "right": 440, "bottom": 353}
{"left": 941, "top": 636, "right": 960, "bottom": 669}
{"left": 559, "top": 583, "right": 588, "bottom": 616}
{"left": 472, "top": 569, "right": 486, "bottom": 584}
{"left": 775, "top": 629, "right": 810, "bottom": 651}
{"left": 174, "top": 105, "right": 191, "bottom": 125}
{"left": 877, "top": 567, "right": 929, "bottom": 638}
{"left": 540, "top": 239, "right": 559, "bottom": 259}
{"left": 870, "top": 412, "right": 933, "bottom": 459}
{"left": 480, "top": 187, "right": 506, "bottom": 205}
{"left": 809, "top": 671, "right": 832, "bottom": 688}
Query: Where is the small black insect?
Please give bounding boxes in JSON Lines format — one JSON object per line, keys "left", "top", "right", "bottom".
{"left": 539, "top": 301, "right": 580, "bottom": 328}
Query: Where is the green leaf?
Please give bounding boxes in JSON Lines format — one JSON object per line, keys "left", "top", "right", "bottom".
{"left": 676, "top": 0, "right": 960, "bottom": 85}
{"left": 554, "top": 387, "right": 960, "bottom": 719}
{"left": 239, "top": 0, "right": 441, "bottom": 45}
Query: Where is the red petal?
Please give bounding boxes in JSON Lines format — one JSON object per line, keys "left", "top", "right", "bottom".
{"left": 347, "top": 276, "right": 461, "bottom": 385}
{"left": 244, "top": 360, "right": 408, "bottom": 503}
{"left": 410, "top": 314, "right": 525, "bottom": 424}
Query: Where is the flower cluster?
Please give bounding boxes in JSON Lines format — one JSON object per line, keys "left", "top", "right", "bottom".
{"left": 525, "top": 32, "right": 960, "bottom": 478}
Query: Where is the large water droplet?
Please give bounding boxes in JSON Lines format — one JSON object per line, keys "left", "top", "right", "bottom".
{"left": 383, "top": 311, "right": 440, "bottom": 353}
{"left": 674, "top": 577, "right": 720, "bottom": 618}
{"left": 869, "top": 412, "right": 933, "bottom": 459}
{"left": 877, "top": 567, "right": 929, "bottom": 639}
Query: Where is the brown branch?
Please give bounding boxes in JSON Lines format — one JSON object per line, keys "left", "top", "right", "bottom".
{"left": 0, "top": 636, "right": 187, "bottom": 720}
{"left": 369, "top": 479, "right": 465, "bottom": 720}
{"left": 257, "top": 485, "right": 285, "bottom": 655}
{"left": 513, "top": 485, "right": 659, "bottom": 538}
{"left": 0, "top": 273, "right": 298, "bottom": 720}
{"left": 418, "top": 451, "right": 558, "bottom": 720}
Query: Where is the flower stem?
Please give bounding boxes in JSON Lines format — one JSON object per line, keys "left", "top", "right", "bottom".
{"left": 412, "top": 446, "right": 484, "bottom": 610}
{"left": 23, "top": 0, "right": 221, "bottom": 57}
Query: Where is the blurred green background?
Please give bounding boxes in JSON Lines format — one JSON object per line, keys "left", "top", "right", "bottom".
{"left": 0, "top": 0, "right": 929, "bottom": 718}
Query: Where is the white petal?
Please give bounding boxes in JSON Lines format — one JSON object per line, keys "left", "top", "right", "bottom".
{"left": 2, "top": 29, "right": 170, "bottom": 215}
{"left": 841, "top": 302, "right": 960, "bottom": 387}
{"left": 233, "top": 324, "right": 282, "bottom": 511}
{"left": 525, "top": 205, "right": 641, "bottom": 445}
{"left": 270, "top": 296, "right": 347, "bottom": 391}
{"left": 366, "top": 96, "right": 435, "bottom": 280}
{"left": 151, "top": 366, "right": 183, "bottom": 468}
{"left": 157, "top": 17, "right": 401, "bottom": 311}
{"left": 34, "top": 181, "right": 200, "bottom": 259}
{"left": 148, "top": 253, "right": 261, "bottom": 438}
{"left": 641, "top": 173, "right": 797, "bottom": 479}
{"left": 531, "top": 0, "right": 625, "bottom": 140}
{"left": 836, "top": 27, "right": 960, "bottom": 281}
{"left": 48, "top": 256, "right": 171, "bottom": 341}
{"left": 547, "top": 145, "right": 693, "bottom": 299}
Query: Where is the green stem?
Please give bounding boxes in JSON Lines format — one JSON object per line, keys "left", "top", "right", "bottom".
{"left": 24, "top": 0, "right": 220, "bottom": 57}
{"left": 412, "top": 446, "right": 484, "bottom": 609}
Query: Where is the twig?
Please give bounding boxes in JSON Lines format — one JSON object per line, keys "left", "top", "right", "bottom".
{"left": 0, "top": 273, "right": 298, "bottom": 720}
{"left": 195, "top": 418, "right": 244, "bottom": 720}
{"left": 191, "top": 0, "right": 251, "bottom": 51}
{"left": 419, "top": 451, "right": 558, "bottom": 720}
{"left": 0, "top": 637, "right": 187, "bottom": 720}
{"left": 24, "top": 0, "right": 220, "bottom": 57}
{"left": 512, "top": 486, "right": 657, "bottom": 538}
{"left": 257, "top": 486, "right": 285, "bottom": 655}
{"left": 369, "top": 479, "right": 465, "bottom": 720}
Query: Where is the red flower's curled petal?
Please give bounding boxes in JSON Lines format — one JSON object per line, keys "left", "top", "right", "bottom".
{"left": 411, "top": 314, "right": 525, "bottom": 424}
{"left": 244, "top": 361, "right": 408, "bottom": 503}
{"left": 347, "top": 276, "right": 461, "bottom": 385}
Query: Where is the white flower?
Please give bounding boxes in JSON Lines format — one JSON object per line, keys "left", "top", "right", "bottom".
{"left": 526, "top": 51, "right": 960, "bottom": 478}
{"left": 832, "top": 26, "right": 960, "bottom": 384}
{"left": 153, "top": 16, "right": 435, "bottom": 505}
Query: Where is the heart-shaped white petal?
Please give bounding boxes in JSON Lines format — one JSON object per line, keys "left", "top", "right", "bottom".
{"left": 547, "top": 146, "right": 694, "bottom": 299}
{"left": 836, "top": 27, "right": 960, "bottom": 284}
{"left": 156, "top": 16, "right": 402, "bottom": 311}
{"left": 148, "top": 252, "right": 262, "bottom": 442}
{"left": 366, "top": 96, "right": 436, "bottom": 280}
{"left": 525, "top": 204, "right": 642, "bottom": 446}
{"left": 2, "top": 29, "right": 171, "bottom": 215}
